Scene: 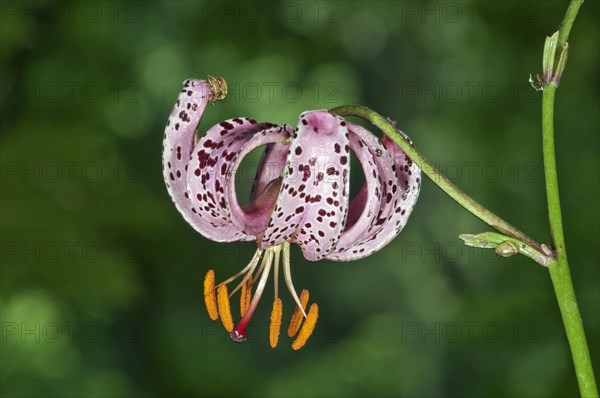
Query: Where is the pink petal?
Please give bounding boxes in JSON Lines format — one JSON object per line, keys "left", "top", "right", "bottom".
{"left": 259, "top": 110, "right": 351, "bottom": 261}
{"left": 186, "top": 117, "right": 275, "bottom": 242}
{"left": 225, "top": 125, "right": 292, "bottom": 236}
{"left": 326, "top": 122, "right": 421, "bottom": 261}
{"left": 333, "top": 129, "right": 383, "bottom": 251}
{"left": 162, "top": 80, "right": 217, "bottom": 236}
{"left": 249, "top": 140, "right": 290, "bottom": 202}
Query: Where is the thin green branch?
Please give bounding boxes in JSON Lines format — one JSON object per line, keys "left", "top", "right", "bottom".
{"left": 558, "top": 0, "right": 584, "bottom": 46}
{"left": 544, "top": 85, "right": 597, "bottom": 398}
{"left": 542, "top": 86, "right": 567, "bottom": 265}
{"left": 542, "top": 1, "right": 597, "bottom": 395}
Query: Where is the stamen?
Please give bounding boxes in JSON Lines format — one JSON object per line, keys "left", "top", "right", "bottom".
{"left": 253, "top": 248, "right": 270, "bottom": 281}
{"left": 218, "top": 248, "right": 261, "bottom": 289}
{"left": 228, "top": 250, "right": 262, "bottom": 298}
{"left": 207, "top": 75, "right": 227, "bottom": 103}
{"left": 240, "top": 275, "right": 253, "bottom": 317}
{"left": 231, "top": 249, "right": 274, "bottom": 343}
{"left": 270, "top": 246, "right": 282, "bottom": 348}
{"left": 203, "top": 270, "right": 219, "bottom": 321}
{"left": 287, "top": 289, "right": 309, "bottom": 337}
{"left": 269, "top": 298, "right": 283, "bottom": 348}
{"left": 291, "top": 303, "right": 319, "bottom": 351}
{"left": 282, "top": 242, "right": 307, "bottom": 318}
{"left": 217, "top": 284, "right": 234, "bottom": 332}
{"left": 273, "top": 245, "right": 281, "bottom": 299}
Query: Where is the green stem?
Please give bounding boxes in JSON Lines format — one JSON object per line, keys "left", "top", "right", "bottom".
{"left": 544, "top": 86, "right": 597, "bottom": 398}
{"left": 558, "top": 0, "right": 584, "bottom": 46}
{"left": 331, "top": 105, "right": 545, "bottom": 258}
{"left": 541, "top": 0, "right": 598, "bottom": 396}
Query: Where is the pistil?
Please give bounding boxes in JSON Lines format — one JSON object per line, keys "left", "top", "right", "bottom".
{"left": 231, "top": 248, "right": 274, "bottom": 342}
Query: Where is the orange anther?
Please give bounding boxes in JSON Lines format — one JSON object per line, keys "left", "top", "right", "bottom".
{"left": 291, "top": 303, "right": 318, "bottom": 351}
{"left": 217, "top": 284, "right": 234, "bottom": 332}
{"left": 269, "top": 298, "right": 283, "bottom": 348}
{"left": 287, "top": 289, "right": 309, "bottom": 337}
{"left": 203, "top": 270, "right": 219, "bottom": 321}
{"left": 240, "top": 275, "right": 253, "bottom": 317}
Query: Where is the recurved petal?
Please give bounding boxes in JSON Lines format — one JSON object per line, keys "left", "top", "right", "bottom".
{"left": 333, "top": 128, "right": 383, "bottom": 251}
{"left": 326, "top": 122, "right": 421, "bottom": 261}
{"left": 259, "top": 110, "right": 350, "bottom": 261}
{"left": 382, "top": 132, "right": 421, "bottom": 229}
{"left": 162, "top": 79, "right": 215, "bottom": 236}
{"left": 249, "top": 140, "right": 290, "bottom": 202}
{"left": 187, "top": 117, "right": 275, "bottom": 242}
{"left": 225, "top": 125, "right": 292, "bottom": 236}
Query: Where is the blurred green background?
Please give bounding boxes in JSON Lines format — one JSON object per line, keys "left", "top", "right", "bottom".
{"left": 1, "top": 0, "right": 598, "bottom": 397}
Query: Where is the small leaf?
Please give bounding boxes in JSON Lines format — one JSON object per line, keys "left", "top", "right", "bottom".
{"left": 458, "top": 232, "right": 511, "bottom": 249}
{"left": 540, "top": 31, "right": 568, "bottom": 87}
{"left": 542, "top": 31, "right": 559, "bottom": 81}
{"left": 459, "top": 232, "right": 551, "bottom": 267}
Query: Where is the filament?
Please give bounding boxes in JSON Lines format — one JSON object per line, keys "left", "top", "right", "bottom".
{"left": 282, "top": 242, "right": 306, "bottom": 318}
{"left": 218, "top": 248, "right": 262, "bottom": 288}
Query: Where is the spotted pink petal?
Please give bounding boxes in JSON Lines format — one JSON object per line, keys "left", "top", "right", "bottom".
{"left": 162, "top": 79, "right": 215, "bottom": 235}
{"left": 326, "top": 122, "right": 421, "bottom": 260}
{"left": 186, "top": 117, "right": 275, "bottom": 242}
{"left": 162, "top": 79, "right": 279, "bottom": 242}
{"left": 258, "top": 110, "right": 351, "bottom": 261}
{"left": 332, "top": 128, "right": 383, "bottom": 251}
{"left": 225, "top": 125, "right": 292, "bottom": 236}
{"left": 249, "top": 140, "right": 290, "bottom": 202}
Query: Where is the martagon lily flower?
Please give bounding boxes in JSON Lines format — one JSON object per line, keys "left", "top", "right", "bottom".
{"left": 162, "top": 77, "right": 421, "bottom": 350}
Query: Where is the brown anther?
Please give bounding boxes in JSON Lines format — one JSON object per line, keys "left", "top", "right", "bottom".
{"left": 217, "top": 284, "right": 234, "bottom": 332}
{"left": 203, "top": 270, "right": 219, "bottom": 321}
{"left": 240, "top": 275, "right": 253, "bottom": 317}
{"left": 287, "top": 289, "right": 309, "bottom": 337}
{"left": 269, "top": 298, "right": 283, "bottom": 348}
{"left": 291, "top": 303, "right": 318, "bottom": 351}
{"left": 207, "top": 75, "right": 227, "bottom": 103}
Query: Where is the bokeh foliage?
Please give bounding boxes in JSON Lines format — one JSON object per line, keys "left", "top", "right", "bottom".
{"left": 1, "top": 0, "right": 598, "bottom": 397}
